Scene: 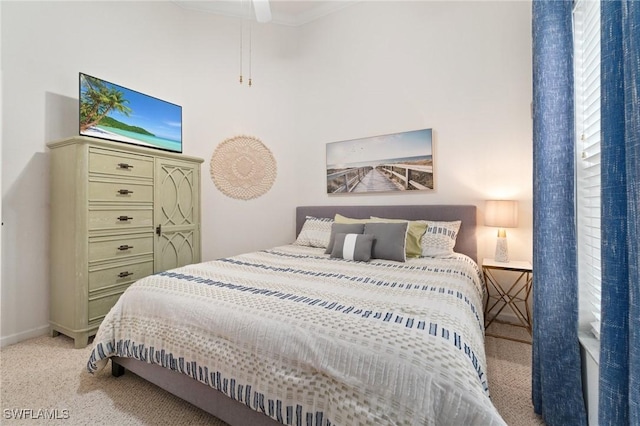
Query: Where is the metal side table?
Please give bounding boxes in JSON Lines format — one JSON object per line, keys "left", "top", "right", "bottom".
{"left": 482, "top": 258, "right": 533, "bottom": 344}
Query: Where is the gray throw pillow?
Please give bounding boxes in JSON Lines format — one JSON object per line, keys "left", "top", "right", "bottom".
{"left": 364, "top": 222, "right": 408, "bottom": 262}
{"left": 324, "top": 223, "right": 366, "bottom": 254}
{"left": 330, "top": 233, "right": 375, "bottom": 262}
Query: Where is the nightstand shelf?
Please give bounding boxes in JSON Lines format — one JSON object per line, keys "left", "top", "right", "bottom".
{"left": 482, "top": 258, "right": 533, "bottom": 344}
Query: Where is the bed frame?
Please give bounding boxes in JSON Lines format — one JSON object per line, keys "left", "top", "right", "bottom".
{"left": 111, "top": 204, "right": 477, "bottom": 426}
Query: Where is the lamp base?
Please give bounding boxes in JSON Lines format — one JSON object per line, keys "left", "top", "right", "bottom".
{"left": 495, "top": 236, "right": 509, "bottom": 262}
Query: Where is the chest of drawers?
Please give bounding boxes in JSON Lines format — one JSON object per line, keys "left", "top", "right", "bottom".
{"left": 48, "top": 137, "right": 203, "bottom": 348}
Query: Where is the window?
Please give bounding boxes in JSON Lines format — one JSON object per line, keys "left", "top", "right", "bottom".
{"left": 573, "top": 0, "right": 601, "bottom": 340}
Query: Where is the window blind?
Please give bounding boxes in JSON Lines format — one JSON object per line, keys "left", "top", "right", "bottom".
{"left": 573, "top": 0, "right": 601, "bottom": 340}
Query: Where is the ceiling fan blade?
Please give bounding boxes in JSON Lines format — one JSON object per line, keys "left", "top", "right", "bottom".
{"left": 253, "top": 0, "right": 272, "bottom": 23}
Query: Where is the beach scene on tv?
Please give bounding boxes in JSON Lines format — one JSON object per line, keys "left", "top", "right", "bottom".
{"left": 326, "top": 128, "right": 433, "bottom": 194}
{"left": 80, "top": 73, "right": 182, "bottom": 153}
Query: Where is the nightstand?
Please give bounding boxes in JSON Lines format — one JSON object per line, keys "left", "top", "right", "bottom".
{"left": 482, "top": 258, "right": 533, "bottom": 344}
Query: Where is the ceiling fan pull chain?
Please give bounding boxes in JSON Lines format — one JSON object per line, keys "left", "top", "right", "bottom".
{"left": 248, "top": 16, "right": 252, "bottom": 87}
{"left": 239, "top": 5, "right": 244, "bottom": 84}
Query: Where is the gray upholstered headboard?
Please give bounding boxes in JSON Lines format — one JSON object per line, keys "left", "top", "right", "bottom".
{"left": 296, "top": 205, "right": 478, "bottom": 263}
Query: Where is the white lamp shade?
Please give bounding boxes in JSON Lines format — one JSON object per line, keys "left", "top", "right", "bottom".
{"left": 485, "top": 200, "right": 518, "bottom": 228}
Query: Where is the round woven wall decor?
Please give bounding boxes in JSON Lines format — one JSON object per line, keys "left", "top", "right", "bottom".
{"left": 210, "top": 135, "right": 277, "bottom": 200}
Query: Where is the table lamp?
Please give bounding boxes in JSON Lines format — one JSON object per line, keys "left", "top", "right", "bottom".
{"left": 485, "top": 200, "right": 518, "bottom": 262}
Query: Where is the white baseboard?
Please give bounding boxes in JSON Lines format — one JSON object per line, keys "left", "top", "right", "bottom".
{"left": 0, "top": 324, "right": 50, "bottom": 348}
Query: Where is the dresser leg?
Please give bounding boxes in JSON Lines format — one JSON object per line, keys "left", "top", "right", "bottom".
{"left": 49, "top": 328, "right": 60, "bottom": 337}
{"left": 74, "top": 333, "right": 90, "bottom": 349}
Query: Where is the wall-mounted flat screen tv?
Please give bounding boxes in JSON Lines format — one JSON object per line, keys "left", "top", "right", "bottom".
{"left": 79, "top": 72, "right": 182, "bottom": 153}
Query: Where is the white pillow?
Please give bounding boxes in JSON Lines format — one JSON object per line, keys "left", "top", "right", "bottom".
{"left": 293, "top": 216, "right": 333, "bottom": 248}
{"left": 420, "top": 220, "right": 461, "bottom": 257}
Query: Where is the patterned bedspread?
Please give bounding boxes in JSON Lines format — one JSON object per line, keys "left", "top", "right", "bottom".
{"left": 87, "top": 245, "right": 505, "bottom": 425}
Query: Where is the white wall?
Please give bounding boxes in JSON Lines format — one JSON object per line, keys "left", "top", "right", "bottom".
{"left": 0, "top": 1, "right": 3, "bottom": 339}
{"left": 293, "top": 1, "right": 533, "bottom": 264}
{"left": 0, "top": 1, "right": 298, "bottom": 345}
{"left": 1, "top": 1, "right": 533, "bottom": 345}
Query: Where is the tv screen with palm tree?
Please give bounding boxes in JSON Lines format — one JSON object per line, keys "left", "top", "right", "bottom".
{"left": 79, "top": 73, "right": 182, "bottom": 153}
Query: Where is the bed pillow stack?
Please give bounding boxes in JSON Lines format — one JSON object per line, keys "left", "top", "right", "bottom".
{"left": 336, "top": 214, "right": 462, "bottom": 259}
{"left": 332, "top": 214, "right": 408, "bottom": 262}
{"left": 294, "top": 214, "right": 462, "bottom": 260}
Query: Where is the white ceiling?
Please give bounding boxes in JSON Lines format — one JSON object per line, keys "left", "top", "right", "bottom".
{"left": 172, "top": 1, "right": 359, "bottom": 26}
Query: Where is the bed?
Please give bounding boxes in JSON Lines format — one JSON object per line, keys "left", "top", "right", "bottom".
{"left": 87, "top": 205, "right": 505, "bottom": 426}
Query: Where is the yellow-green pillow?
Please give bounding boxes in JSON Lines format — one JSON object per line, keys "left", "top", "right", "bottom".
{"left": 334, "top": 213, "right": 373, "bottom": 224}
{"left": 370, "top": 216, "right": 427, "bottom": 258}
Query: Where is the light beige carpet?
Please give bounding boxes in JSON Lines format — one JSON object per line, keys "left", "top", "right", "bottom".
{"left": 485, "top": 323, "right": 545, "bottom": 426}
{"left": 1, "top": 323, "right": 544, "bottom": 425}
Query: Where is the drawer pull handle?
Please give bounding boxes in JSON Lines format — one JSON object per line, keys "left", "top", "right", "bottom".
{"left": 117, "top": 216, "right": 133, "bottom": 221}
{"left": 117, "top": 163, "right": 134, "bottom": 170}
{"left": 117, "top": 189, "right": 134, "bottom": 195}
{"left": 118, "top": 271, "right": 134, "bottom": 278}
{"left": 117, "top": 245, "right": 133, "bottom": 251}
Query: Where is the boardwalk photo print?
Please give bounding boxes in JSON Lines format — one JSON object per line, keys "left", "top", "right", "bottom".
{"left": 326, "top": 129, "right": 433, "bottom": 194}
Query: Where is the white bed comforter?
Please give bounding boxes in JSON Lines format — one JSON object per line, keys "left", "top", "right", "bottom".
{"left": 88, "top": 245, "right": 505, "bottom": 426}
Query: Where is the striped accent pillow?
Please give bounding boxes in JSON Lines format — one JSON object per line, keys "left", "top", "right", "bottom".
{"left": 293, "top": 216, "right": 333, "bottom": 248}
{"left": 330, "top": 233, "right": 375, "bottom": 262}
{"left": 420, "top": 220, "right": 461, "bottom": 257}
{"left": 324, "top": 223, "right": 366, "bottom": 254}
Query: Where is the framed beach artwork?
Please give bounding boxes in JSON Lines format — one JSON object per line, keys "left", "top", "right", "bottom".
{"left": 326, "top": 128, "right": 433, "bottom": 194}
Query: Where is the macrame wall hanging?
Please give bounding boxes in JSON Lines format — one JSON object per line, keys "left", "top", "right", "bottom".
{"left": 210, "top": 135, "right": 277, "bottom": 200}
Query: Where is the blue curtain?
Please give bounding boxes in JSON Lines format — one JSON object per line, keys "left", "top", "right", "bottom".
{"left": 531, "top": 1, "right": 587, "bottom": 425}
{"left": 599, "top": 1, "right": 640, "bottom": 424}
